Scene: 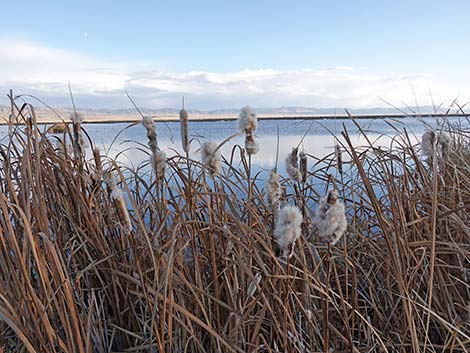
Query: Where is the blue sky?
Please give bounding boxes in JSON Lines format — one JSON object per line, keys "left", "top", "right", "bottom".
{"left": 1, "top": 0, "right": 470, "bottom": 109}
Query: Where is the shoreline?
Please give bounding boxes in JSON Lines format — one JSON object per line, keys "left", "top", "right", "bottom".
{"left": 0, "top": 112, "right": 466, "bottom": 125}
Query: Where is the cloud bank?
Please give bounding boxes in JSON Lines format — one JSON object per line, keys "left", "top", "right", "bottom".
{"left": 0, "top": 38, "right": 468, "bottom": 110}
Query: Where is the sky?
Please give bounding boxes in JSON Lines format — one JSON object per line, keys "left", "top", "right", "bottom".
{"left": 1, "top": 0, "right": 470, "bottom": 110}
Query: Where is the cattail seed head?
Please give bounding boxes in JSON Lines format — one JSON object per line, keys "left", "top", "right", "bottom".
{"left": 299, "top": 151, "right": 307, "bottom": 183}
{"left": 106, "top": 171, "right": 132, "bottom": 233}
{"left": 274, "top": 205, "right": 303, "bottom": 258}
{"left": 238, "top": 106, "right": 258, "bottom": 133}
{"left": 335, "top": 144, "right": 343, "bottom": 175}
{"left": 142, "top": 116, "right": 158, "bottom": 152}
{"left": 238, "top": 106, "right": 260, "bottom": 155}
{"left": 314, "top": 189, "right": 347, "bottom": 245}
{"left": 285, "top": 147, "right": 302, "bottom": 182}
{"left": 201, "top": 141, "right": 221, "bottom": 177}
{"left": 245, "top": 133, "right": 260, "bottom": 155}
{"left": 150, "top": 150, "right": 167, "bottom": 180}
{"left": 265, "top": 169, "right": 281, "bottom": 211}
{"left": 179, "top": 108, "right": 190, "bottom": 153}
{"left": 421, "top": 130, "right": 436, "bottom": 158}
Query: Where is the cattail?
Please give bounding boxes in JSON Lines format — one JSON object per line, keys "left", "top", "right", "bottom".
{"left": 105, "top": 172, "right": 132, "bottom": 233}
{"left": 238, "top": 106, "right": 259, "bottom": 155}
{"left": 70, "top": 112, "right": 84, "bottom": 157}
{"left": 438, "top": 131, "right": 451, "bottom": 161}
{"left": 142, "top": 116, "right": 158, "bottom": 153}
{"left": 150, "top": 150, "right": 167, "bottom": 180}
{"left": 421, "top": 130, "right": 436, "bottom": 158}
{"left": 314, "top": 189, "right": 347, "bottom": 245}
{"left": 201, "top": 141, "right": 221, "bottom": 177}
{"left": 299, "top": 151, "right": 307, "bottom": 183}
{"left": 335, "top": 143, "right": 343, "bottom": 175}
{"left": 246, "top": 272, "right": 262, "bottom": 298}
{"left": 274, "top": 205, "right": 303, "bottom": 258}
{"left": 179, "top": 100, "right": 190, "bottom": 153}
{"left": 421, "top": 129, "right": 451, "bottom": 161}
{"left": 264, "top": 169, "right": 281, "bottom": 211}
{"left": 285, "top": 147, "right": 301, "bottom": 182}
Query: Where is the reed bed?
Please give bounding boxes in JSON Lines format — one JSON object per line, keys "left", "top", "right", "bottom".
{"left": 0, "top": 102, "right": 469, "bottom": 353}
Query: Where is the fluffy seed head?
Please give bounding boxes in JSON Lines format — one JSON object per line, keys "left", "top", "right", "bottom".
{"left": 150, "top": 150, "right": 167, "bottom": 180}
{"left": 245, "top": 134, "right": 260, "bottom": 155}
{"left": 142, "top": 116, "right": 155, "bottom": 131}
{"left": 70, "top": 112, "right": 84, "bottom": 124}
{"left": 201, "top": 141, "right": 221, "bottom": 177}
{"left": 285, "top": 148, "right": 301, "bottom": 182}
{"left": 264, "top": 169, "right": 280, "bottom": 211}
{"left": 274, "top": 205, "right": 303, "bottom": 257}
{"left": 179, "top": 108, "right": 190, "bottom": 153}
{"left": 421, "top": 130, "right": 436, "bottom": 158}
{"left": 314, "top": 189, "right": 347, "bottom": 245}
{"left": 238, "top": 106, "right": 258, "bottom": 133}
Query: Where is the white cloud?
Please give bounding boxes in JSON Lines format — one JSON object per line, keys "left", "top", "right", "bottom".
{"left": 0, "top": 38, "right": 469, "bottom": 109}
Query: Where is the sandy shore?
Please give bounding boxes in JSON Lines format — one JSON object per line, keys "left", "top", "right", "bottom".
{"left": 0, "top": 107, "right": 462, "bottom": 125}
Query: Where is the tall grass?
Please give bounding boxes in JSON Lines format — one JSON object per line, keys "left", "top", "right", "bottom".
{"left": 0, "top": 101, "right": 469, "bottom": 352}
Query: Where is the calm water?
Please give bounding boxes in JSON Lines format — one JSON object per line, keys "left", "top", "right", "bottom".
{"left": 0, "top": 116, "right": 465, "bottom": 172}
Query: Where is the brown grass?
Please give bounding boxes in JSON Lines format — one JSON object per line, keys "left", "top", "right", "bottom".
{"left": 0, "top": 101, "right": 469, "bottom": 352}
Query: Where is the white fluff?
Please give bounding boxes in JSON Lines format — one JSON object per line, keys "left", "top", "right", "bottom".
{"left": 238, "top": 106, "right": 258, "bottom": 132}
{"left": 245, "top": 137, "right": 260, "bottom": 155}
{"left": 421, "top": 130, "right": 436, "bottom": 158}
{"left": 201, "top": 141, "right": 221, "bottom": 176}
{"left": 285, "top": 148, "right": 301, "bottom": 182}
{"left": 69, "top": 112, "right": 84, "bottom": 124}
{"left": 274, "top": 205, "right": 303, "bottom": 257}
{"left": 314, "top": 190, "right": 347, "bottom": 245}
{"left": 142, "top": 116, "right": 155, "bottom": 131}
{"left": 150, "top": 150, "right": 167, "bottom": 178}
{"left": 264, "top": 169, "right": 280, "bottom": 210}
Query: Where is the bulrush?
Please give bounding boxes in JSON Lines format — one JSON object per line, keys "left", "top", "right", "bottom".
{"left": 142, "top": 116, "right": 158, "bottom": 153}
{"left": 142, "top": 116, "right": 167, "bottom": 180}
{"left": 285, "top": 147, "right": 302, "bottom": 182}
{"left": 314, "top": 189, "right": 347, "bottom": 245}
{"left": 70, "top": 112, "right": 85, "bottom": 157}
{"left": 238, "top": 106, "right": 259, "bottom": 155}
{"left": 201, "top": 141, "right": 221, "bottom": 177}
{"left": 264, "top": 169, "right": 281, "bottom": 211}
{"left": 274, "top": 205, "right": 303, "bottom": 258}
{"left": 105, "top": 172, "right": 132, "bottom": 233}
{"left": 150, "top": 150, "right": 167, "bottom": 181}
{"left": 179, "top": 100, "right": 190, "bottom": 153}
{"left": 421, "top": 130, "right": 436, "bottom": 159}
{"left": 421, "top": 129, "right": 452, "bottom": 161}
{"left": 335, "top": 143, "right": 343, "bottom": 175}
{"left": 299, "top": 151, "right": 307, "bottom": 183}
